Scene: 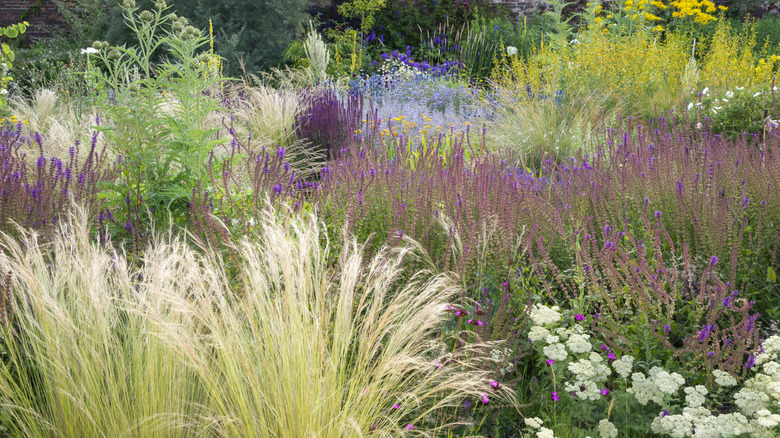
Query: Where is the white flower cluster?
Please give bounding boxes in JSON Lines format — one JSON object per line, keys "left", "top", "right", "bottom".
{"left": 612, "top": 355, "right": 634, "bottom": 379}
{"left": 524, "top": 417, "right": 555, "bottom": 437}
{"left": 530, "top": 304, "right": 562, "bottom": 326}
{"left": 567, "top": 332, "right": 593, "bottom": 354}
{"left": 598, "top": 419, "right": 618, "bottom": 438}
{"left": 628, "top": 367, "right": 685, "bottom": 406}
{"left": 543, "top": 342, "right": 568, "bottom": 362}
{"left": 529, "top": 325, "right": 550, "bottom": 342}
{"left": 490, "top": 347, "right": 516, "bottom": 376}
{"left": 565, "top": 353, "right": 611, "bottom": 401}
{"left": 649, "top": 335, "right": 780, "bottom": 437}
{"left": 525, "top": 417, "right": 544, "bottom": 429}
{"left": 713, "top": 369, "right": 738, "bottom": 387}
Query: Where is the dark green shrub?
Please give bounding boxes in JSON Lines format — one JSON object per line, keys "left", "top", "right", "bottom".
{"left": 103, "top": 0, "right": 311, "bottom": 75}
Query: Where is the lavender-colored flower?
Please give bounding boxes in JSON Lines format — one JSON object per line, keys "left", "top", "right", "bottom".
{"left": 654, "top": 210, "right": 662, "bottom": 219}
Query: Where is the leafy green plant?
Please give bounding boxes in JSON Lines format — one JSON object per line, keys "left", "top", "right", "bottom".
{"left": 0, "top": 21, "right": 29, "bottom": 112}
{"left": 86, "top": 0, "right": 228, "bottom": 239}
{"left": 698, "top": 85, "right": 779, "bottom": 138}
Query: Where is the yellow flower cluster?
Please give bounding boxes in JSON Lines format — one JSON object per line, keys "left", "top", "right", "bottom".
{"left": 668, "top": 0, "right": 725, "bottom": 24}
{"left": 0, "top": 115, "right": 29, "bottom": 127}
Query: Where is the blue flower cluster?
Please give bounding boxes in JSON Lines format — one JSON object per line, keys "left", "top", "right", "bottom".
{"left": 378, "top": 46, "right": 461, "bottom": 78}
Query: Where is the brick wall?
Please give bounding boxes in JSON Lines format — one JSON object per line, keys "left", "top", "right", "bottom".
{"left": 0, "top": 0, "right": 66, "bottom": 42}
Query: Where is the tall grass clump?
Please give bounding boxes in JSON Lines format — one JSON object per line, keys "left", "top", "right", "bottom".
{"left": 0, "top": 208, "right": 206, "bottom": 438}
{"left": 0, "top": 203, "right": 515, "bottom": 436}
{"left": 195, "top": 206, "right": 516, "bottom": 436}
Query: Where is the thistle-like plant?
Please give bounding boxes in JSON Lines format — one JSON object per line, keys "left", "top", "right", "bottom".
{"left": 85, "top": 0, "right": 228, "bottom": 240}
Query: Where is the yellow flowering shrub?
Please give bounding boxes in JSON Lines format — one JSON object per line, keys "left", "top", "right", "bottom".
{"left": 491, "top": 26, "right": 691, "bottom": 119}
{"left": 699, "top": 20, "right": 778, "bottom": 95}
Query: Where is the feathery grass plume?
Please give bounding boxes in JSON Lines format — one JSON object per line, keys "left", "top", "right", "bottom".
{"left": 0, "top": 201, "right": 516, "bottom": 436}
{"left": 232, "top": 82, "right": 302, "bottom": 146}
{"left": 0, "top": 205, "right": 207, "bottom": 438}
{"left": 488, "top": 85, "right": 616, "bottom": 167}
{"left": 9, "top": 88, "right": 104, "bottom": 159}
{"left": 193, "top": 204, "right": 518, "bottom": 436}
{"left": 303, "top": 21, "right": 331, "bottom": 82}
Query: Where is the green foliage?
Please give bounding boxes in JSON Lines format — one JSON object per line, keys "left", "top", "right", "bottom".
{"left": 104, "top": 0, "right": 311, "bottom": 76}
{"left": 0, "top": 22, "right": 29, "bottom": 112}
{"left": 370, "top": 0, "right": 507, "bottom": 60}
{"left": 700, "top": 86, "right": 778, "bottom": 138}
{"left": 338, "top": 0, "right": 386, "bottom": 35}
{"left": 87, "top": 0, "right": 227, "bottom": 238}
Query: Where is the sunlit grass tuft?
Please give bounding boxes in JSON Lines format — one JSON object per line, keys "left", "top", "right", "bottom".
{"left": 0, "top": 203, "right": 515, "bottom": 437}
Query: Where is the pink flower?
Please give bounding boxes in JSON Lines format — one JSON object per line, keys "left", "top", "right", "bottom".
{"left": 392, "top": 403, "right": 400, "bottom": 409}
{"left": 467, "top": 319, "right": 483, "bottom": 326}
{"left": 546, "top": 359, "right": 555, "bottom": 366}
{"left": 405, "top": 424, "right": 414, "bottom": 431}
{"left": 574, "top": 313, "right": 585, "bottom": 321}
{"left": 480, "top": 393, "right": 490, "bottom": 403}
{"left": 490, "top": 380, "right": 501, "bottom": 390}
{"left": 551, "top": 391, "right": 559, "bottom": 401}
{"left": 601, "top": 388, "right": 610, "bottom": 396}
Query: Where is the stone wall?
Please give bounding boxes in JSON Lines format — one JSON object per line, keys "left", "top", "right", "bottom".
{"left": 0, "top": 0, "right": 66, "bottom": 41}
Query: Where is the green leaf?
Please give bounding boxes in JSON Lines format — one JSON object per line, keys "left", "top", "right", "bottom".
{"left": 4, "top": 28, "right": 18, "bottom": 38}
{"left": 769, "top": 267, "right": 777, "bottom": 283}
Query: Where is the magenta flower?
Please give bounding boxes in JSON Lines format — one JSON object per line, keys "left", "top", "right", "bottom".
{"left": 480, "top": 393, "right": 490, "bottom": 403}
{"left": 574, "top": 313, "right": 585, "bottom": 321}
{"left": 551, "top": 391, "right": 559, "bottom": 401}
{"left": 601, "top": 388, "right": 610, "bottom": 396}
{"left": 405, "top": 424, "right": 414, "bottom": 431}
{"left": 392, "top": 403, "right": 400, "bottom": 409}
{"left": 467, "top": 319, "right": 483, "bottom": 326}
{"left": 490, "top": 380, "right": 501, "bottom": 390}
{"left": 546, "top": 359, "right": 555, "bottom": 366}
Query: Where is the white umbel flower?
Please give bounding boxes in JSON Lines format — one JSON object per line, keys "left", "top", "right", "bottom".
{"left": 537, "top": 427, "right": 556, "bottom": 438}
{"left": 612, "top": 355, "right": 634, "bottom": 379}
{"left": 530, "top": 304, "right": 562, "bottom": 326}
{"left": 713, "top": 369, "right": 737, "bottom": 387}
{"left": 525, "top": 417, "right": 543, "bottom": 429}
{"left": 566, "top": 333, "right": 592, "bottom": 354}
{"left": 528, "top": 325, "right": 550, "bottom": 342}
{"left": 598, "top": 419, "right": 618, "bottom": 438}
{"left": 543, "top": 343, "right": 568, "bottom": 362}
